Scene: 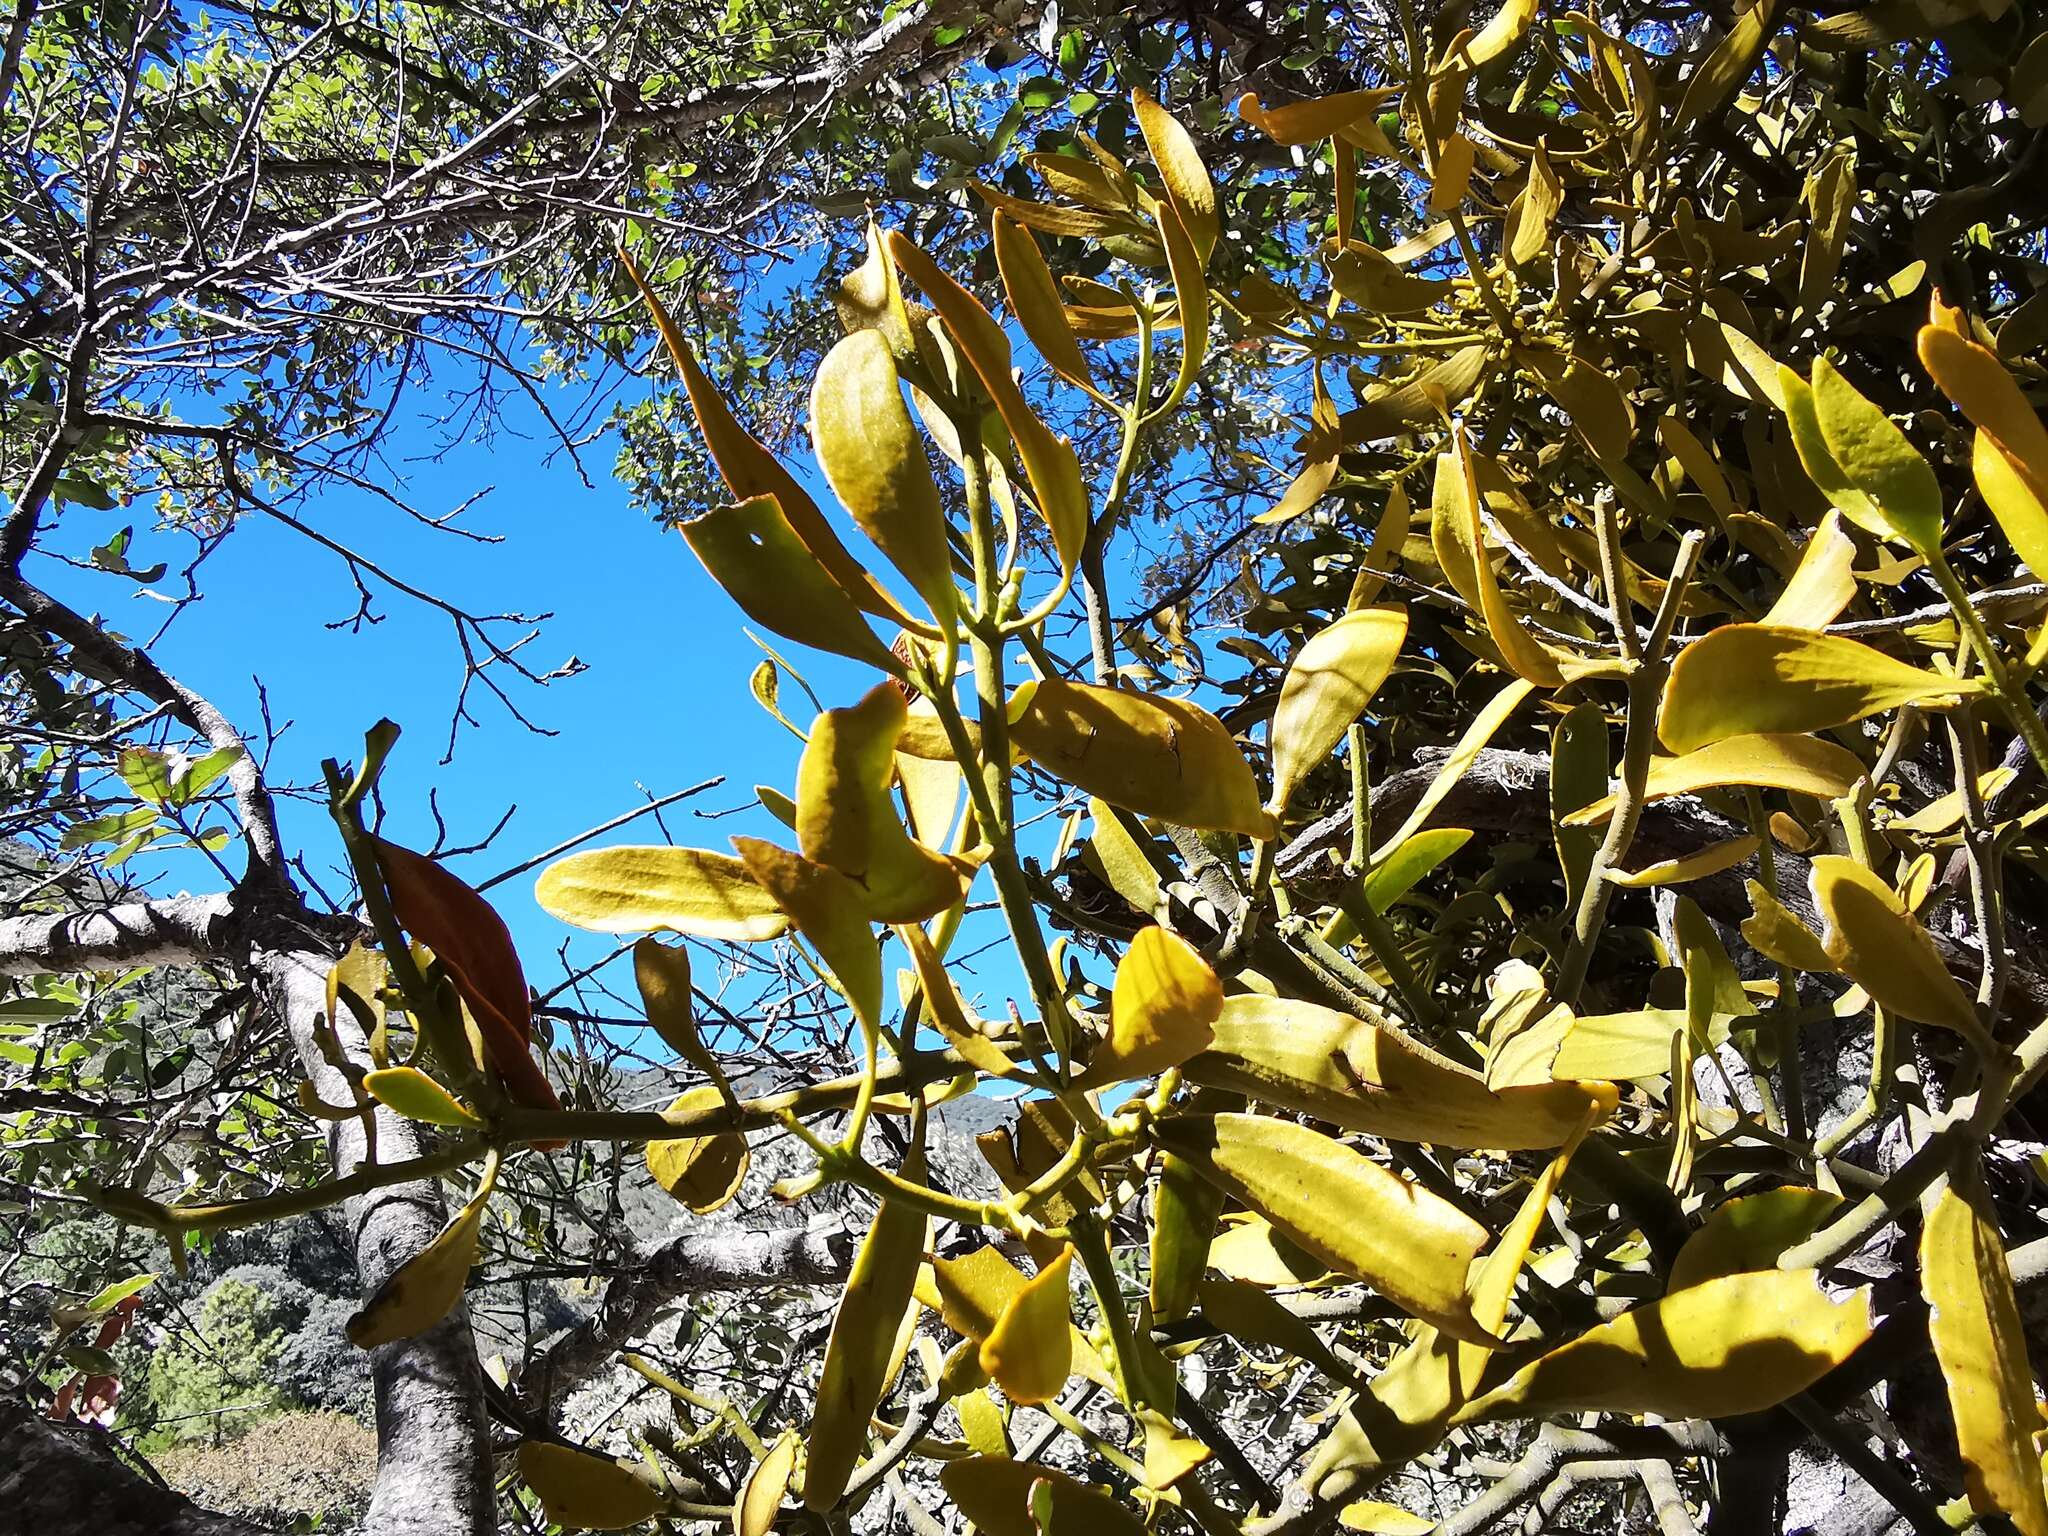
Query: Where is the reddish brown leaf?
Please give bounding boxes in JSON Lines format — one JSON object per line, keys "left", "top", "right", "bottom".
{"left": 372, "top": 837, "right": 560, "bottom": 1118}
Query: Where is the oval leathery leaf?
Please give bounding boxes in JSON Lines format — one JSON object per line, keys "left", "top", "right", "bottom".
{"left": 1209, "top": 1214, "right": 1328, "bottom": 1286}
{"left": 732, "top": 836, "right": 882, "bottom": 1032}
{"left": 1183, "top": 995, "right": 1616, "bottom": 1150}
{"left": 680, "top": 495, "right": 903, "bottom": 675}
{"left": 1149, "top": 1150, "right": 1225, "bottom": 1323}
{"left": 1348, "top": 827, "right": 1470, "bottom": 925}
{"left": 806, "top": 1143, "right": 931, "bottom": 1510}
{"left": 1236, "top": 88, "right": 1399, "bottom": 145}
{"left": 347, "top": 1152, "right": 498, "bottom": 1348}
{"left": 1458, "top": 1269, "right": 1875, "bottom": 1423}
{"left": 1923, "top": 1179, "right": 2048, "bottom": 1536}
{"left": 937, "top": 1458, "right": 1145, "bottom": 1536}
{"left": 623, "top": 250, "right": 912, "bottom": 627}
{"left": 1762, "top": 510, "right": 1858, "bottom": 629}
{"left": 372, "top": 837, "right": 558, "bottom": 1117}
{"left": 811, "top": 329, "right": 955, "bottom": 624}
{"left": 1076, "top": 925, "right": 1222, "bottom": 1088}
{"left": 1659, "top": 625, "right": 1980, "bottom": 752}
{"left": 1607, "top": 835, "right": 1760, "bottom": 887}
{"left": 1268, "top": 607, "right": 1408, "bottom": 814}
{"left": 1807, "top": 357, "right": 1944, "bottom": 551}
{"left": 734, "top": 1428, "right": 798, "bottom": 1536}
{"left": 795, "top": 683, "right": 978, "bottom": 923}
{"left": 647, "top": 1085, "right": 751, "bottom": 1214}
{"left": 1150, "top": 195, "right": 1211, "bottom": 414}
{"left": 518, "top": 1441, "right": 665, "bottom": 1531}
{"left": 992, "top": 212, "right": 1094, "bottom": 391}
{"left": 1152, "top": 1112, "right": 1493, "bottom": 1342}
{"left": 536, "top": 846, "right": 790, "bottom": 942}
{"left": 835, "top": 218, "right": 917, "bottom": 361}
{"left": 1304, "top": 1106, "right": 1596, "bottom": 1486}
{"left": 886, "top": 232, "right": 1088, "bottom": 573}
{"left": 933, "top": 1244, "right": 1029, "bottom": 1342}
{"left": 1133, "top": 90, "right": 1217, "bottom": 263}
{"left": 1009, "top": 678, "right": 1273, "bottom": 839}
{"left": 362, "top": 1066, "right": 480, "bottom": 1128}
{"left": 1919, "top": 320, "right": 2048, "bottom": 580}
{"left": 1567, "top": 732, "right": 1866, "bottom": 825}
{"left": 1452, "top": 0, "right": 1537, "bottom": 66}
{"left": 901, "top": 923, "right": 1016, "bottom": 1077}
{"left": 1741, "top": 879, "right": 1835, "bottom": 974}
{"left": 631, "top": 937, "right": 723, "bottom": 1083}
{"left": 1809, "top": 855, "right": 1987, "bottom": 1041}
{"left": 1668, "top": 1187, "right": 1842, "bottom": 1291}
{"left": 978, "top": 1247, "right": 1073, "bottom": 1405}
{"left": 1973, "top": 430, "right": 2048, "bottom": 581}
{"left": 1551, "top": 1008, "right": 1736, "bottom": 1082}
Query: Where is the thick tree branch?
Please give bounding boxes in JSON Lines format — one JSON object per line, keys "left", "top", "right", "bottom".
{"left": 0, "top": 893, "right": 237, "bottom": 977}
{"left": 0, "top": 1398, "right": 273, "bottom": 1536}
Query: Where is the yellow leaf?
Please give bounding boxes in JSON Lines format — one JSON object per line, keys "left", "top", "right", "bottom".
{"left": 834, "top": 219, "right": 916, "bottom": 360}
{"left": 1151, "top": 196, "right": 1211, "bottom": 414}
{"left": 1659, "top": 624, "right": 1980, "bottom": 752}
{"left": 1326, "top": 242, "right": 1452, "bottom": 315}
{"left": 1658, "top": 413, "right": 1738, "bottom": 523}
{"left": 1084, "top": 800, "right": 1164, "bottom": 917}
{"left": 1608, "top": 834, "right": 1761, "bottom": 887}
{"left": 1433, "top": 429, "right": 1563, "bottom": 686}
{"left": 796, "top": 684, "right": 976, "bottom": 923}
{"left": 972, "top": 179, "right": 1138, "bottom": 238}
{"left": 1502, "top": 140, "right": 1561, "bottom": 265}
{"left": 1426, "top": 131, "right": 1476, "bottom": 213}
{"left": 1340, "top": 1501, "right": 1434, "bottom": 1534}
{"left": 1371, "top": 678, "right": 1535, "bottom": 862}
{"left": 1455, "top": 0, "right": 1539, "bottom": 64}
{"left": 1153, "top": 1112, "right": 1493, "bottom": 1342}
{"left": 992, "top": 213, "right": 1095, "bottom": 391}
{"left": 518, "top": 1442, "right": 665, "bottom": 1531}
{"left": 1139, "top": 1408, "right": 1211, "bottom": 1489}
{"left": 1919, "top": 323, "right": 2048, "bottom": 578}
{"left": 633, "top": 937, "right": 721, "bottom": 1081}
{"left": 1794, "top": 358, "right": 1943, "bottom": 553}
{"left": 1236, "top": 88, "right": 1399, "bottom": 145}
{"left": 1566, "top": 733, "right": 1867, "bottom": 825}
{"left": 732, "top": 837, "right": 881, "bottom": 1030}
{"left": 647, "top": 1086, "right": 750, "bottom": 1214}
{"left": 1269, "top": 607, "right": 1409, "bottom": 812}
{"left": 938, "top": 1459, "right": 1146, "bottom": 1536}
{"left": 1304, "top": 1105, "right": 1594, "bottom": 1486}
{"left": 956, "top": 1388, "right": 1009, "bottom": 1458}
{"left": 1763, "top": 511, "right": 1858, "bottom": 628}
{"left": 733, "top": 1429, "right": 798, "bottom": 1536}
{"left": 811, "top": 330, "right": 955, "bottom": 623}
{"left": 887, "top": 232, "right": 1088, "bottom": 573}
{"left": 1133, "top": 91, "right": 1217, "bottom": 263}
{"left": 901, "top": 924, "right": 1015, "bottom": 1078}
{"left": 1257, "top": 455, "right": 1339, "bottom": 527}
{"left": 1009, "top": 678, "right": 1274, "bottom": 838}
{"left": 680, "top": 495, "right": 901, "bottom": 674}
{"left": 1809, "top": 855, "right": 1985, "bottom": 1038}
{"left": 1208, "top": 1215, "right": 1328, "bottom": 1286}
{"left": 1523, "top": 347, "right": 1635, "bottom": 463}
{"left": 1669, "top": 1187, "right": 1842, "bottom": 1291}
{"left": 1674, "top": 0, "right": 1779, "bottom": 127}
{"left": 535, "top": 846, "right": 790, "bottom": 942}
{"left": 1741, "top": 879, "right": 1836, "bottom": 973}
{"left": 807, "top": 1154, "right": 931, "bottom": 1510}
{"left": 1077, "top": 925, "right": 1222, "bottom": 1087}
{"left": 623, "top": 252, "right": 909, "bottom": 626}
{"left": 347, "top": 1157, "right": 495, "bottom": 1348}
{"left": 1974, "top": 431, "right": 2048, "bottom": 582}
{"left": 1551, "top": 1008, "right": 1735, "bottom": 1081}
{"left": 1358, "top": 827, "right": 1471, "bottom": 915}
{"left": 1460, "top": 1270, "right": 1874, "bottom": 1422}
{"left": 932, "top": 1244, "right": 1028, "bottom": 1340}
{"left": 362, "top": 1066, "right": 480, "bottom": 1128}
{"left": 1187, "top": 995, "right": 1616, "bottom": 1150}
{"left": 1149, "top": 1151, "right": 1225, "bottom": 1323}
{"left": 1923, "top": 1181, "right": 2048, "bottom": 1536}
{"left": 979, "top": 1248, "right": 1074, "bottom": 1405}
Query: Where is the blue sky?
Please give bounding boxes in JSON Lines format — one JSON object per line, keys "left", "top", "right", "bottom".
{"left": 43, "top": 371, "right": 1073, "bottom": 1061}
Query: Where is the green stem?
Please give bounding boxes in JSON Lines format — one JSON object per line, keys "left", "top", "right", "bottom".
{"left": 1932, "top": 547, "right": 2048, "bottom": 777}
